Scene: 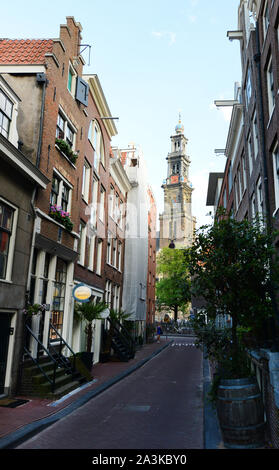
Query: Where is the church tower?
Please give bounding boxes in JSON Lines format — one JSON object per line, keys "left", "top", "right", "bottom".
{"left": 159, "top": 115, "right": 196, "bottom": 249}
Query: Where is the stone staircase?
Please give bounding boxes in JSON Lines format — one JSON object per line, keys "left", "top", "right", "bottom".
{"left": 19, "top": 355, "right": 88, "bottom": 399}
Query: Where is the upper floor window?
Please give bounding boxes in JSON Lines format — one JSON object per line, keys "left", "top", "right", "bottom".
{"left": 256, "top": 177, "right": 263, "bottom": 219}
{"left": 0, "top": 89, "right": 13, "bottom": 139}
{"left": 56, "top": 112, "right": 76, "bottom": 149}
{"left": 263, "top": 1, "right": 270, "bottom": 38}
{"left": 67, "top": 62, "right": 77, "bottom": 96}
{"left": 252, "top": 110, "right": 259, "bottom": 157}
{"left": 247, "top": 132, "right": 253, "bottom": 175}
{"left": 82, "top": 159, "right": 91, "bottom": 204}
{"left": 50, "top": 171, "right": 72, "bottom": 213}
{"left": 272, "top": 143, "right": 279, "bottom": 213}
{"left": 266, "top": 56, "right": 275, "bottom": 116}
{"left": 99, "top": 186, "right": 105, "bottom": 223}
{"left": 245, "top": 67, "right": 252, "bottom": 106}
{"left": 0, "top": 199, "right": 17, "bottom": 281}
{"left": 88, "top": 120, "right": 105, "bottom": 171}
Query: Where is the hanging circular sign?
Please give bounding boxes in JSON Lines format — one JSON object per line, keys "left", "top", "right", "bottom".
{"left": 73, "top": 284, "right": 92, "bottom": 303}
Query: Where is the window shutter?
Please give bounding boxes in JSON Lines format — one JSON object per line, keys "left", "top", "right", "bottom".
{"left": 75, "top": 76, "right": 89, "bottom": 106}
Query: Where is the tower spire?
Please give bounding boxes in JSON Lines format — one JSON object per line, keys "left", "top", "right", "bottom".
{"left": 175, "top": 112, "right": 184, "bottom": 134}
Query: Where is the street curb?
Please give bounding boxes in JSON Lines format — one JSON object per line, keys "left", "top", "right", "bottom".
{"left": 0, "top": 340, "right": 173, "bottom": 449}
{"left": 203, "top": 354, "right": 223, "bottom": 449}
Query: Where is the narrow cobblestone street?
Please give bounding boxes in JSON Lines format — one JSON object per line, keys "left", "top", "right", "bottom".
{"left": 16, "top": 337, "right": 203, "bottom": 449}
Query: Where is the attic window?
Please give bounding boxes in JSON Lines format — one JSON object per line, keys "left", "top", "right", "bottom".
{"left": 131, "top": 158, "right": 138, "bottom": 167}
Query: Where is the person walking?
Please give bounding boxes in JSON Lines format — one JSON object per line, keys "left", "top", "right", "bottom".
{"left": 156, "top": 324, "right": 163, "bottom": 343}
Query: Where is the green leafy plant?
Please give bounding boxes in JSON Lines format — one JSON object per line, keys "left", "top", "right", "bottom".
{"left": 55, "top": 138, "right": 78, "bottom": 165}
{"left": 49, "top": 204, "right": 74, "bottom": 232}
{"left": 74, "top": 301, "right": 107, "bottom": 353}
{"left": 188, "top": 210, "right": 279, "bottom": 378}
{"left": 23, "top": 303, "right": 47, "bottom": 317}
{"left": 156, "top": 247, "right": 191, "bottom": 321}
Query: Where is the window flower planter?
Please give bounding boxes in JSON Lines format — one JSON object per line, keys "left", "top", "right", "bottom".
{"left": 49, "top": 204, "right": 74, "bottom": 232}
{"left": 55, "top": 138, "right": 78, "bottom": 165}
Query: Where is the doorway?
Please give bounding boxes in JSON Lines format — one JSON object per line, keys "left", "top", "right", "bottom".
{"left": 0, "top": 313, "right": 11, "bottom": 394}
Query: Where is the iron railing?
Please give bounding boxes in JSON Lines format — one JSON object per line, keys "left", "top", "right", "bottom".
{"left": 48, "top": 322, "right": 76, "bottom": 378}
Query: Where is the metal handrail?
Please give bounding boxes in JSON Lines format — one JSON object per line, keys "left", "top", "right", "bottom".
{"left": 24, "top": 324, "right": 58, "bottom": 393}
{"left": 48, "top": 322, "right": 76, "bottom": 375}
{"left": 107, "top": 317, "right": 135, "bottom": 357}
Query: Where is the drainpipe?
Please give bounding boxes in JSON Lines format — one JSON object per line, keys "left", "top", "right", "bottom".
{"left": 254, "top": 21, "right": 279, "bottom": 350}
{"left": 36, "top": 73, "right": 48, "bottom": 168}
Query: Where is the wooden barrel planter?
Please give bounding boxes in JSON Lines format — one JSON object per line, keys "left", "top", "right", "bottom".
{"left": 216, "top": 377, "right": 265, "bottom": 449}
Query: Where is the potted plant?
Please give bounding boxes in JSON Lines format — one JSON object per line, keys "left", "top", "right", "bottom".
{"left": 49, "top": 204, "right": 74, "bottom": 232}
{"left": 74, "top": 301, "right": 107, "bottom": 370}
{"left": 55, "top": 138, "right": 78, "bottom": 165}
{"left": 23, "top": 303, "right": 47, "bottom": 317}
{"left": 188, "top": 210, "right": 279, "bottom": 448}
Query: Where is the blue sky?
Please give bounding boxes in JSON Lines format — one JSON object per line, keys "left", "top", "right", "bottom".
{"left": 1, "top": 0, "right": 241, "bottom": 229}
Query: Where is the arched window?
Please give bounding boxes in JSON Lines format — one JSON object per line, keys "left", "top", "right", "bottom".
{"left": 88, "top": 120, "right": 105, "bottom": 171}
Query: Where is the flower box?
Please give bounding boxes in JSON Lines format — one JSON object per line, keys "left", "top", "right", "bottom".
{"left": 55, "top": 138, "right": 78, "bottom": 165}
{"left": 49, "top": 204, "right": 74, "bottom": 232}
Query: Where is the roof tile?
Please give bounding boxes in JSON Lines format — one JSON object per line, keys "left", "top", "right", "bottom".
{"left": 0, "top": 39, "right": 53, "bottom": 64}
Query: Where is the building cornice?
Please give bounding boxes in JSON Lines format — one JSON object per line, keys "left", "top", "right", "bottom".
{"left": 0, "top": 134, "right": 49, "bottom": 188}
{"left": 110, "top": 158, "right": 132, "bottom": 195}
{"left": 83, "top": 74, "right": 118, "bottom": 139}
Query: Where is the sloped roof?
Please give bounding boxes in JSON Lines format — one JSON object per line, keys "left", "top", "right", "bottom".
{"left": 0, "top": 39, "right": 53, "bottom": 64}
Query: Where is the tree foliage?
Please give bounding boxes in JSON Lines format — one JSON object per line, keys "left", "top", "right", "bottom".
{"left": 74, "top": 301, "right": 107, "bottom": 353}
{"left": 156, "top": 247, "right": 191, "bottom": 321}
{"left": 187, "top": 211, "right": 279, "bottom": 376}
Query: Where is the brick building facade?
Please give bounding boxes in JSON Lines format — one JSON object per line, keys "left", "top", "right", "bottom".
{"left": 206, "top": 0, "right": 279, "bottom": 448}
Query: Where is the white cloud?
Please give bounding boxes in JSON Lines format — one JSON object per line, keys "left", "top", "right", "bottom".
{"left": 152, "top": 31, "right": 163, "bottom": 38}
{"left": 151, "top": 31, "right": 176, "bottom": 46}
{"left": 188, "top": 15, "right": 197, "bottom": 23}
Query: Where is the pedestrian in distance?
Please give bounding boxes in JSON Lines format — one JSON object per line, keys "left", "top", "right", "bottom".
{"left": 156, "top": 324, "right": 163, "bottom": 343}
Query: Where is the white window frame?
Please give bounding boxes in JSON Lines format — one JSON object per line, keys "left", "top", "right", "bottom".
{"left": 119, "top": 200, "right": 124, "bottom": 229}
{"left": 118, "top": 241, "right": 122, "bottom": 271}
{"left": 112, "top": 238, "right": 117, "bottom": 268}
{"left": 82, "top": 158, "right": 91, "bottom": 204}
{"left": 106, "top": 232, "right": 112, "bottom": 265}
{"left": 50, "top": 169, "right": 73, "bottom": 214}
{"left": 251, "top": 192, "right": 256, "bottom": 219}
{"left": 90, "top": 177, "right": 98, "bottom": 228}
{"left": 88, "top": 120, "right": 105, "bottom": 172}
{"left": 266, "top": 56, "right": 275, "bottom": 117}
{"left": 78, "top": 221, "right": 87, "bottom": 266}
{"left": 263, "top": 0, "right": 270, "bottom": 39}
{"left": 0, "top": 87, "right": 14, "bottom": 141}
{"left": 241, "top": 154, "right": 247, "bottom": 193}
{"left": 0, "top": 197, "right": 18, "bottom": 282}
{"left": 247, "top": 132, "right": 253, "bottom": 175}
{"left": 99, "top": 186, "right": 105, "bottom": 223}
{"left": 245, "top": 67, "right": 252, "bottom": 106}
{"left": 109, "top": 185, "right": 114, "bottom": 219}
{"left": 272, "top": 144, "right": 279, "bottom": 214}
{"left": 67, "top": 61, "right": 77, "bottom": 97}
{"left": 56, "top": 107, "right": 77, "bottom": 151}
{"left": 88, "top": 234, "right": 96, "bottom": 271}
{"left": 256, "top": 176, "right": 263, "bottom": 219}
{"left": 96, "top": 239, "right": 103, "bottom": 275}
{"left": 252, "top": 111, "right": 259, "bottom": 158}
{"left": 234, "top": 176, "right": 239, "bottom": 209}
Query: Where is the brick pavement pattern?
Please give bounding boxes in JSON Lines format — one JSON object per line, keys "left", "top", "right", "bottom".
{"left": 16, "top": 337, "right": 204, "bottom": 449}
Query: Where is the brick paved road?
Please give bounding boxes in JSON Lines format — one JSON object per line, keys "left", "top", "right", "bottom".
{"left": 17, "top": 337, "right": 204, "bottom": 449}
